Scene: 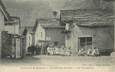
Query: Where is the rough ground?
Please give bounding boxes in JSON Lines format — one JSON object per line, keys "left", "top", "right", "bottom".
{"left": 0, "top": 55, "right": 114, "bottom": 72}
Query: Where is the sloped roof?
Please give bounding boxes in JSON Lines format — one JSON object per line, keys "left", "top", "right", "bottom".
{"left": 60, "top": 9, "right": 113, "bottom": 22}
{"left": 0, "top": 0, "right": 10, "bottom": 21}
{"left": 33, "top": 18, "right": 64, "bottom": 32}
{"left": 77, "top": 21, "right": 114, "bottom": 27}
{"left": 38, "top": 18, "right": 64, "bottom": 29}
{"left": 60, "top": 9, "right": 114, "bottom": 27}
{"left": 41, "top": 24, "right": 64, "bottom": 29}
{"left": 37, "top": 18, "right": 60, "bottom": 24}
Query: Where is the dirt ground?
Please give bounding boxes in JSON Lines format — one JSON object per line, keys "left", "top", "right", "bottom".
{"left": 0, "top": 55, "right": 114, "bottom": 72}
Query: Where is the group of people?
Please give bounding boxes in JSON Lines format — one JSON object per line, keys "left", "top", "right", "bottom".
{"left": 27, "top": 44, "right": 71, "bottom": 56}
{"left": 78, "top": 47, "right": 100, "bottom": 56}
{"left": 27, "top": 44, "right": 100, "bottom": 56}
{"left": 47, "top": 45, "right": 71, "bottom": 56}
{"left": 27, "top": 45, "right": 41, "bottom": 56}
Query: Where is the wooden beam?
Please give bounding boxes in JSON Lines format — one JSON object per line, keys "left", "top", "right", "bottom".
{"left": 5, "top": 20, "right": 18, "bottom": 24}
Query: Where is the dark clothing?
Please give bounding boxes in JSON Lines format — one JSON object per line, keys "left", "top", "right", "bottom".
{"left": 28, "top": 46, "right": 36, "bottom": 55}
{"left": 36, "top": 47, "right": 41, "bottom": 55}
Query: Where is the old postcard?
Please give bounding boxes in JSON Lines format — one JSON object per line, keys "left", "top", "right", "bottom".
{"left": 0, "top": 0, "right": 114, "bottom": 72}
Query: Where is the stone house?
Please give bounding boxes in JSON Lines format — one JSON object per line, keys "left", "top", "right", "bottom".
{"left": 0, "top": 0, "right": 22, "bottom": 58}
{"left": 60, "top": 9, "right": 114, "bottom": 55}
{"left": 33, "top": 18, "right": 65, "bottom": 54}
{"left": 3, "top": 16, "right": 22, "bottom": 58}
{"left": 6, "top": 17, "right": 22, "bottom": 58}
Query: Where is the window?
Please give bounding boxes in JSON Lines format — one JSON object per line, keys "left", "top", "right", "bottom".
{"left": 79, "top": 37, "right": 92, "bottom": 50}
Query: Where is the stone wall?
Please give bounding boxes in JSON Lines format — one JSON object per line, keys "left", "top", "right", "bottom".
{"left": 45, "top": 28, "right": 65, "bottom": 46}
{"left": 69, "top": 25, "right": 114, "bottom": 55}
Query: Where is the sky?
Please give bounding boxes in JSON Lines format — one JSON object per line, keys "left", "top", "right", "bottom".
{"left": 2, "top": 0, "right": 112, "bottom": 27}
